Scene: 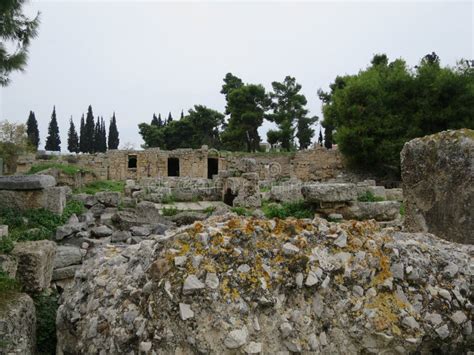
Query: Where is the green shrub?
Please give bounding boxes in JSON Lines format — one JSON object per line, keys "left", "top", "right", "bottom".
{"left": 28, "top": 163, "right": 90, "bottom": 176}
{"left": 160, "top": 194, "right": 176, "bottom": 204}
{"left": 162, "top": 206, "right": 178, "bottom": 216}
{"left": 0, "top": 271, "right": 20, "bottom": 295}
{"left": 74, "top": 180, "right": 124, "bottom": 194}
{"left": 0, "top": 200, "right": 85, "bottom": 253}
{"left": 33, "top": 291, "right": 58, "bottom": 355}
{"left": 203, "top": 206, "right": 216, "bottom": 215}
{"left": 262, "top": 201, "right": 315, "bottom": 219}
{"left": 357, "top": 190, "right": 385, "bottom": 202}
{"left": 231, "top": 207, "right": 252, "bottom": 216}
{"left": 399, "top": 203, "right": 405, "bottom": 216}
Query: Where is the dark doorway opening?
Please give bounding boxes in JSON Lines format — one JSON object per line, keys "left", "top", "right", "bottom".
{"left": 168, "top": 158, "right": 180, "bottom": 177}
{"left": 207, "top": 158, "right": 218, "bottom": 179}
{"left": 128, "top": 155, "right": 137, "bottom": 169}
{"left": 223, "top": 188, "right": 237, "bottom": 206}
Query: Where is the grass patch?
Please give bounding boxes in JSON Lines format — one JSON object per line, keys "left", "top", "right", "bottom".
{"left": 0, "top": 271, "right": 20, "bottom": 296}
{"left": 27, "top": 163, "right": 91, "bottom": 176}
{"left": 162, "top": 206, "right": 178, "bottom": 216}
{"left": 0, "top": 200, "right": 84, "bottom": 253}
{"left": 74, "top": 180, "right": 124, "bottom": 195}
{"left": 33, "top": 291, "right": 59, "bottom": 355}
{"left": 160, "top": 194, "right": 176, "bottom": 204}
{"left": 358, "top": 190, "right": 385, "bottom": 202}
{"left": 399, "top": 203, "right": 405, "bottom": 216}
{"left": 259, "top": 186, "right": 271, "bottom": 192}
{"left": 231, "top": 206, "right": 252, "bottom": 216}
{"left": 203, "top": 206, "right": 216, "bottom": 215}
{"left": 262, "top": 200, "right": 315, "bottom": 219}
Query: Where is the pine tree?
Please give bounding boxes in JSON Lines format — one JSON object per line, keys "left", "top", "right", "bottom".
{"left": 45, "top": 106, "right": 61, "bottom": 151}
{"left": 79, "top": 114, "right": 85, "bottom": 153}
{"left": 108, "top": 112, "right": 120, "bottom": 149}
{"left": 151, "top": 113, "right": 159, "bottom": 126}
{"left": 318, "top": 128, "right": 323, "bottom": 146}
{"left": 26, "top": 110, "right": 40, "bottom": 150}
{"left": 67, "top": 117, "right": 79, "bottom": 153}
{"left": 84, "top": 105, "right": 95, "bottom": 153}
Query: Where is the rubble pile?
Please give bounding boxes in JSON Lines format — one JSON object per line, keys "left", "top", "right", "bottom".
{"left": 57, "top": 215, "right": 473, "bottom": 354}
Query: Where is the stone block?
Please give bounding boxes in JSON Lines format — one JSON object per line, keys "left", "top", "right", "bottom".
{"left": 386, "top": 188, "right": 403, "bottom": 201}
{"left": 52, "top": 265, "right": 80, "bottom": 281}
{"left": 0, "top": 186, "right": 67, "bottom": 215}
{"left": 95, "top": 191, "right": 121, "bottom": 207}
{"left": 0, "top": 254, "right": 18, "bottom": 278}
{"left": 401, "top": 129, "right": 474, "bottom": 244}
{"left": 54, "top": 246, "right": 82, "bottom": 269}
{"left": 339, "top": 201, "right": 401, "bottom": 221}
{"left": 269, "top": 184, "right": 303, "bottom": 203}
{"left": 0, "top": 174, "right": 56, "bottom": 190}
{"left": 0, "top": 225, "right": 8, "bottom": 238}
{"left": 0, "top": 293, "right": 36, "bottom": 354}
{"left": 302, "top": 183, "right": 357, "bottom": 203}
{"left": 12, "top": 240, "right": 57, "bottom": 293}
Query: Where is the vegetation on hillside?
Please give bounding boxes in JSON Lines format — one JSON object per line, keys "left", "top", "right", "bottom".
{"left": 27, "top": 162, "right": 91, "bottom": 175}
{"left": 74, "top": 180, "right": 124, "bottom": 194}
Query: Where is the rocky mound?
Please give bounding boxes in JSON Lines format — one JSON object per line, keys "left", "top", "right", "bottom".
{"left": 57, "top": 215, "right": 473, "bottom": 354}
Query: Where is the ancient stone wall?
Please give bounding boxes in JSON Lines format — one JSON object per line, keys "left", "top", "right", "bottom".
{"left": 15, "top": 146, "right": 345, "bottom": 182}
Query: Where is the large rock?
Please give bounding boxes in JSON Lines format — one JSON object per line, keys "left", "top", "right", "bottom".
{"left": 0, "top": 254, "right": 18, "bottom": 278}
{"left": 0, "top": 293, "right": 36, "bottom": 354}
{"left": 53, "top": 246, "right": 82, "bottom": 269}
{"left": 0, "top": 186, "right": 68, "bottom": 215}
{"left": 401, "top": 129, "right": 474, "bottom": 244}
{"left": 269, "top": 184, "right": 303, "bottom": 203}
{"left": 95, "top": 191, "right": 121, "bottom": 207}
{"left": 0, "top": 174, "right": 56, "bottom": 190}
{"left": 340, "top": 201, "right": 401, "bottom": 221}
{"left": 56, "top": 216, "right": 472, "bottom": 354}
{"left": 302, "top": 183, "right": 357, "bottom": 203}
{"left": 11, "top": 240, "right": 57, "bottom": 292}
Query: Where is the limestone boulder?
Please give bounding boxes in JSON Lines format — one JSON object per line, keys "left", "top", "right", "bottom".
{"left": 54, "top": 246, "right": 82, "bottom": 269}
{"left": 0, "top": 293, "right": 36, "bottom": 354}
{"left": 0, "top": 254, "right": 18, "bottom": 278}
{"left": 171, "top": 211, "right": 208, "bottom": 226}
{"left": 95, "top": 191, "right": 121, "bottom": 207}
{"left": 269, "top": 184, "right": 303, "bottom": 203}
{"left": 0, "top": 174, "right": 56, "bottom": 190}
{"left": 339, "top": 201, "right": 401, "bottom": 221}
{"left": 12, "top": 240, "right": 57, "bottom": 292}
{"left": 401, "top": 129, "right": 474, "bottom": 244}
{"left": 302, "top": 183, "right": 357, "bottom": 203}
{"left": 0, "top": 186, "right": 67, "bottom": 215}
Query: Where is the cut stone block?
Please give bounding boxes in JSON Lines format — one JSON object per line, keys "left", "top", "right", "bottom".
{"left": 12, "top": 240, "right": 57, "bottom": 292}
{"left": 0, "top": 174, "right": 56, "bottom": 190}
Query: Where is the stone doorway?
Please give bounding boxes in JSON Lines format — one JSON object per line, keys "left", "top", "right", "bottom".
{"left": 207, "top": 158, "right": 218, "bottom": 179}
{"left": 167, "top": 158, "right": 180, "bottom": 177}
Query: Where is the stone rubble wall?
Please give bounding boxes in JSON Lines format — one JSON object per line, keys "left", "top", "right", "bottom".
{"left": 15, "top": 146, "right": 347, "bottom": 183}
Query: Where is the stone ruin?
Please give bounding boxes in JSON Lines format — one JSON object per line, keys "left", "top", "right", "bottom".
{"left": 0, "top": 175, "right": 68, "bottom": 214}
{"left": 0, "top": 130, "right": 473, "bottom": 354}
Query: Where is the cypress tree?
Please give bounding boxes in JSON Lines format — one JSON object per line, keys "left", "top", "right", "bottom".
{"left": 94, "top": 117, "right": 101, "bottom": 153}
{"left": 151, "top": 113, "right": 159, "bottom": 126}
{"left": 67, "top": 117, "right": 79, "bottom": 153}
{"left": 26, "top": 110, "right": 40, "bottom": 150}
{"left": 45, "top": 106, "right": 61, "bottom": 151}
{"left": 318, "top": 128, "right": 323, "bottom": 146}
{"left": 167, "top": 112, "right": 173, "bottom": 124}
{"left": 79, "top": 114, "right": 85, "bottom": 153}
{"left": 324, "top": 124, "right": 333, "bottom": 149}
{"left": 180, "top": 110, "right": 184, "bottom": 119}
{"left": 158, "top": 113, "right": 163, "bottom": 126}
{"left": 108, "top": 112, "right": 120, "bottom": 149}
{"left": 100, "top": 117, "right": 107, "bottom": 152}
{"left": 84, "top": 105, "right": 95, "bottom": 153}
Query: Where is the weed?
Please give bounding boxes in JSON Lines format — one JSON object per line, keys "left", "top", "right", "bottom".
{"left": 262, "top": 200, "right": 315, "bottom": 219}
{"left": 399, "top": 203, "right": 405, "bottom": 216}
{"left": 231, "top": 207, "right": 252, "bottom": 216}
{"left": 74, "top": 180, "right": 124, "bottom": 194}
{"left": 162, "top": 206, "right": 178, "bottom": 216}
{"left": 28, "top": 163, "right": 91, "bottom": 176}
{"left": 33, "top": 291, "right": 59, "bottom": 355}
{"left": 259, "top": 186, "right": 271, "bottom": 192}
{"left": 358, "top": 190, "right": 385, "bottom": 202}
{"left": 161, "top": 194, "right": 176, "bottom": 204}
{"left": 0, "top": 271, "right": 20, "bottom": 295}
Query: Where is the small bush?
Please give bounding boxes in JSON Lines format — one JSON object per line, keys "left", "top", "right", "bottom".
{"left": 28, "top": 163, "right": 90, "bottom": 176}
{"left": 358, "top": 190, "right": 385, "bottom": 202}
{"left": 0, "top": 271, "right": 20, "bottom": 295}
{"left": 162, "top": 206, "right": 178, "bottom": 216}
{"left": 203, "top": 206, "right": 216, "bottom": 215}
{"left": 74, "top": 180, "right": 124, "bottom": 194}
{"left": 262, "top": 201, "right": 315, "bottom": 219}
{"left": 399, "top": 203, "right": 405, "bottom": 216}
{"left": 33, "top": 291, "right": 59, "bottom": 355}
{"left": 231, "top": 207, "right": 252, "bottom": 216}
{"left": 161, "top": 194, "right": 176, "bottom": 204}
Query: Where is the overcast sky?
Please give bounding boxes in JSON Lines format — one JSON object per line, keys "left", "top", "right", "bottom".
{"left": 0, "top": 0, "right": 472, "bottom": 150}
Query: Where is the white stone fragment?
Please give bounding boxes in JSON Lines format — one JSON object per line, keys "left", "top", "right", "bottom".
{"left": 205, "top": 272, "right": 219, "bottom": 289}
{"left": 282, "top": 243, "right": 300, "bottom": 255}
{"left": 179, "top": 303, "right": 194, "bottom": 320}
{"left": 174, "top": 256, "right": 187, "bottom": 267}
{"left": 305, "top": 271, "right": 319, "bottom": 287}
{"left": 450, "top": 311, "right": 467, "bottom": 325}
{"left": 224, "top": 327, "right": 248, "bottom": 349}
{"left": 244, "top": 341, "right": 262, "bottom": 354}
{"left": 183, "top": 275, "right": 205, "bottom": 294}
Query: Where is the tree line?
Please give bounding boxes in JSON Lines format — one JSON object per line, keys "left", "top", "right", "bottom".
{"left": 139, "top": 74, "right": 320, "bottom": 152}
{"left": 319, "top": 52, "right": 474, "bottom": 177}
{"left": 25, "top": 105, "right": 120, "bottom": 153}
